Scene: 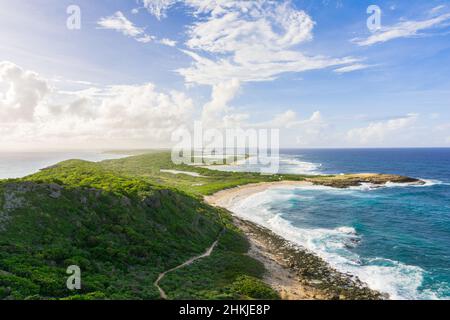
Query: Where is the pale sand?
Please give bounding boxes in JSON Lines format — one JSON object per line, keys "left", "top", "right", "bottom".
{"left": 160, "top": 169, "right": 205, "bottom": 177}
{"left": 205, "top": 180, "right": 312, "bottom": 208}
{"left": 205, "top": 181, "right": 322, "bottom": 300}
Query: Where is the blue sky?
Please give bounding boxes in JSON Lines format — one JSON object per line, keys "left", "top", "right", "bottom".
{"left": 0, "top": 0, "right": 449, "bottom": 150}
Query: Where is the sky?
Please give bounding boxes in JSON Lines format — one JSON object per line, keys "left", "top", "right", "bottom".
{"left": 0, "top": 0, "right": 450, "bottom": 150}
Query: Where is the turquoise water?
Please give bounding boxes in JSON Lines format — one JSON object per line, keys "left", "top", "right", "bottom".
{"left": 230, "top": 149, "right": 450, "bottom": 300}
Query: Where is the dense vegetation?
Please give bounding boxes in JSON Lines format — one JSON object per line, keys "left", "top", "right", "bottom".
{"left": 99, "top": 152, "right": 306, "bottom": 196}
{"left": 0, "top": 157, "right": 278, "bottom": 300}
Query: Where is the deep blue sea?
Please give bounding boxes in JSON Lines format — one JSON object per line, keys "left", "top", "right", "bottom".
{"left": 228, "top": 149, "right": 450, "bottom": 300}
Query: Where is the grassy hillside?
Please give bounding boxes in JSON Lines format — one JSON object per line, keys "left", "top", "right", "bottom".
{"left": 0, "top": 159, "right": 278, "bottom": 300}
{"left": 99, "top": 152, "right": 305, "bottom": 195}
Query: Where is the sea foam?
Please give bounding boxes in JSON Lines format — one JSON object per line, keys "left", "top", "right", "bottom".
{"left": 229, "top": 186, "right": 440, "bottom": 300}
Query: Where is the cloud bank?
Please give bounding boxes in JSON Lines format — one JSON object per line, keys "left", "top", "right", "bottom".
{"left": 0, "top": 62, "right": 193, "bottom": 150}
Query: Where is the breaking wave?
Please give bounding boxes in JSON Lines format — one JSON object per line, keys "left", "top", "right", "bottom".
{"left": 229, "top": 186, "right": 447, "bottom": 300}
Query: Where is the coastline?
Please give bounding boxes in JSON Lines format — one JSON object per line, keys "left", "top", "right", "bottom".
{"left": 205, "top": 181, "right": 385, "bottom": 300}
{"left": 205, "top": 181, "right": 312, "bottom": 208}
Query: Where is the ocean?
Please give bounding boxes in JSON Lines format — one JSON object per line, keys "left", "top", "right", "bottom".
{"left": 226, "top": 148, "right": 450, "bottom": 300}
{"left": 0, "top": 151, "right": 127, "bottom": 179}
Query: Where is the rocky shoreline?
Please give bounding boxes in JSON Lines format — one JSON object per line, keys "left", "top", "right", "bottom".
{"left": 305, "top": 173, "right": 424, "bottom": 188}
{"left": 234, "top": 217, "right": 386, "bottom": 300}
{"left": 206, "top": 175, "right": 424, "bottom": 300}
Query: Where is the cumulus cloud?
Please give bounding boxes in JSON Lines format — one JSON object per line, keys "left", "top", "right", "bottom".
{"left": 272, "top": 110, "right": 330, "bottom": 145}
{"left": 0, "top": 62, "right": 194, "bottom": 149}
{"left": 353, "top": 12, "right": 450, "bottom": 46}
{"left": 201, "top": 78, "right": 241, "bottom": 127}
{"left": 197, "top": 78, "right": 329, "bottom": 141}
{"left": 347, "top": 113, "right": 419, "bottom": 145}
{"left": 0, "top": 61, "right": 49, "bottom": 122}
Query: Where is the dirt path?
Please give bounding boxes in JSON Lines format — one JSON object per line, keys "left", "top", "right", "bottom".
{"left": 154, "top": 237, "right": 221, "bottom": 300}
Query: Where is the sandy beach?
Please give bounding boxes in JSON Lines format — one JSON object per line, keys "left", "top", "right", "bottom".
{"left": 205, "top": 181, "right": 384, "bottom": 300}
{"left": 207, "top": 181, "right": 317, "bottom": 299}
{"left": 205, "top": 180, "right": 312, "bottom": 208}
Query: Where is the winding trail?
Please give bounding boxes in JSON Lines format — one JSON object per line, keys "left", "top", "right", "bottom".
{"left": 154, "top": 235, "right": 221, "bottom": 300}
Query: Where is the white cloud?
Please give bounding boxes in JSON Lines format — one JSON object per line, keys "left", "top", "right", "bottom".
{"left": 201, "top": 78, "right": 241, "bottom": 127}
{"left": 430, "top": 5, "right": 446, "bottom": 16}
{"left": 269, "top": 110, "right": 299, "bottom": 128}
{"left": 347, "top": 113, "right": 419, "bottom": 145}
{"left": 167, "top": 1, "right": 359, "bottom": 85}
{"left": 259, "top": 110, "right": 325, "bottom": 130}
{"left": 97, "top": 11, "right": 178, "bottom": 47}
{"left": 334, "top": 64, "right": 372, "bottom": 74}
{"left": 141, "top": 0, "right": 178, "bottom": 20}
{"left": 98, "top": 11, "right": 146, "bottom": 38}
{"left": 0, "top": 62, "right": 194, "bottom": 150}
{"left": 256, "top": 110, "right": 330, "bottom": 146}
{"left": 277, "top": 110, "right": 328, "bottom": 144}
{"left": 136, "top": 34, "right": 155, "bottom": 43}
{"left": 136, "top": 0, "right": 361, "bottom": 136}
{"left": 197, "top": 78, "right": 329, "bottom": 142}
{"left": 354, "top": 12, "right": 450, "bottom": 46}
{"left": 159, "top": 38, "right": 177, "bottom": 47}
{"left": 0, "top": 61, "right": 49, "bottom": 122}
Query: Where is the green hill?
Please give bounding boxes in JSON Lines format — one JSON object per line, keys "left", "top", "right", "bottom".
{"left": 0, "top": 159, "right": 277, "bottom": 300}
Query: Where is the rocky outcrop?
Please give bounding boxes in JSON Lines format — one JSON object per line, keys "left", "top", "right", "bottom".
{"left": 307, "top": 174, "right": 424, "bottom": 189}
